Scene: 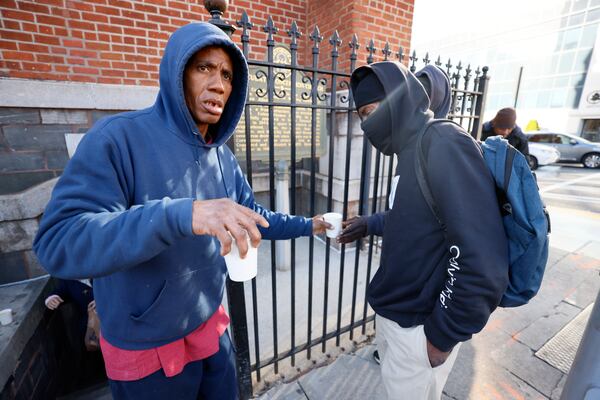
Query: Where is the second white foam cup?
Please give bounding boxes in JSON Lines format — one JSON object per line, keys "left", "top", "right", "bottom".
{"left": 323, "top": 212, "right": 343, "bottom": 239}
{"left": 224, "top": 235, "right": 258, "bottom": 282}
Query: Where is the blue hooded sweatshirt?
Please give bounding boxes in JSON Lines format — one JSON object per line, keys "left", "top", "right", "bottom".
{"left": 33, "top": 23, "right": 312, "bottom": 350}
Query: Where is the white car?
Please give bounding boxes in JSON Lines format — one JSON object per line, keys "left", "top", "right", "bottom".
{"left": 528, "top": 142, "right": 560, "bottom": 170}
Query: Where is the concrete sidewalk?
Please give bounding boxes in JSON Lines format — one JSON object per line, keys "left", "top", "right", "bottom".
{"left": 258, "top": 243, "right": 600, "bottom": 400}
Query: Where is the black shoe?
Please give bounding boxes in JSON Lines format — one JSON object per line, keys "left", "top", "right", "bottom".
{"left": 373, "top": 350, "right": 381, "bottom": 365}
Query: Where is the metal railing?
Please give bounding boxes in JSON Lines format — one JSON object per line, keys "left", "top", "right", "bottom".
{"left": 203, "top": 4, "right": 490, "bottom": 398}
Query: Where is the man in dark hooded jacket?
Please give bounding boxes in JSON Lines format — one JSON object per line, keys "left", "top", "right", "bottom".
{"left": 33, "top": 23, "right": 330, "bottom": 399}
{"left": 481, "top": 107, "right": 529, "bottom": 157}
{"left": 347, "top": 61, "right": 509, "bottom": 399}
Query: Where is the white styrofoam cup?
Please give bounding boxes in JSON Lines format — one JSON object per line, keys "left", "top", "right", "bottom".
{"left": 323, "top": 212, "right": 343, "bottom": 239}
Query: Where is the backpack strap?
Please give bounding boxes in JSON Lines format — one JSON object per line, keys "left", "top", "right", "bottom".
{"left": 414, "top": 119, "right": 464, "bottom": 231}
{"left": 415, "top": 121, "right": 443, "bottom": 229}
{"left": 503, "top": 145, "right": 517, "bottom": 193}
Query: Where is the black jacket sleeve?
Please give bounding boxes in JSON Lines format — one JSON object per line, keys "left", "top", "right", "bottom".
{"left": 366, "top": 212, "right": 386, "bottom": 236}
{"left": 422, "top": 127, "right": 509, "bottom": 352}
{"left": 512, "top": 129, "right": 529, "bottom": 157}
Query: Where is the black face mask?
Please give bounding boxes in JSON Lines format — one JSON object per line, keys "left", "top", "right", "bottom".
{"left": 360, "top": 101, "right": 394, "bottom": 155}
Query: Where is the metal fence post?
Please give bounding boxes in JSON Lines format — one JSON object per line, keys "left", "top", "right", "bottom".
{"left": 205, "top": 1, "right": 252, "bottom": 399}
{"left": 471, "top": 66, "right": 489, "bottom": 140}
{"left": 560, "top": 289, "right": 600, "bottom": 400}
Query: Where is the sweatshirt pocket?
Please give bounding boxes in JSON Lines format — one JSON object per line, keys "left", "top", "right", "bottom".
{"left": 130, "top": 280, "right": 168, "bottom": 322}
{"left": 128, "top": 267, "right": 224, "bottom": 342}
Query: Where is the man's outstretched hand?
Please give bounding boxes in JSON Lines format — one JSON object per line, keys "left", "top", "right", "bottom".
{"left": 312, "top": 215, "right": 333, "bottom": 235}
{"left": 336, "top": 216, "right": 368, "bottom": 244}
{"left": 192, "top": 199, "right": 269, "bottom": 258}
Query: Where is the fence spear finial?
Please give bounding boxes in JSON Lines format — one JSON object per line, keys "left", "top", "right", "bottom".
{"left": 204, "top": 0, "right": 235, "bottom": 36}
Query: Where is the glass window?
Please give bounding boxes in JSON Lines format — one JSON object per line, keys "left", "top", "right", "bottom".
{"left": 583, "top": 118, "right": 600, "bottom": 132}
{"left": 502, "top": 93, "right": 514, "bottom": 105}
{"left": 580, "top": 24, "right": 598, "bottom": 47}
{"left": 554, "top": 75, "right": 570, "bottom": 88}
{"left": 550, "top": 89, "right": 567, "bottom": 107}
{"left": 560, "top": 16, "right": 570, "bottom": 29}
{"left": 558, "top": 52, "right": 576, "bottom": 73}
{"left": 566, "top": 86, "right": 584, "bottom": 107}
{"left": 547, "top": 54, "right": 561, "bottom": 74}
{"left": 586, "top": 7, "right": 600, "bottom": 22}
{"left": 563, "top": 0, "right": 573, "bottom": 13}
{"left": 557, "top": 134, "right": 573, "bottom": 144}
{"left": 562, "top": 27, "right": 582, "bottom": 50}
{"left": 566, "top": 88, "right": 579, "bottom": 108}
{"left": 570, "top": 73, "right": 587, "bottom": 86}
{"left": 591, "top": 0, "right": 600, "bottom": 7}
{"left": 569, "top": 12, "right": 585, "bottom": 25}
{"left": 486, "top": 95, "right": 498, "bottom": 110}
{"left": 539, "top": 77, "right": 555, "bottom": 90}
{"left": 582, "top": 119, "right": 600, "bottom": 141}
{"left": 573, "top": 0, "right": 589, "bottom": 12}
{"left": 530, "top": 134, "right": 555, "bottom": 143}
{"left": 573, "top": 48, "right": 593, "bottom": 71}
{"left": 519, "top": 92, "right": 537, "bottom": 108}
{"left": 528, "top": 134, "right": 541, "bottom": 142}
{"left": 537, "top": 90, "right": 552, "bottom": 108}
{"left": 555, "top": 31, "right": 565, "bottom": 51}
{"left": 529, "top": 78, "right": 541, "bottom": 90}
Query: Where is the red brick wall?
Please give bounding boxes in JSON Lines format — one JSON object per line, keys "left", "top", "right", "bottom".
{"left": 306, "top": 0, "right": 413, "bottom": 73}
{"left": 0, "top": 0, "right": 413, "bottom": 85}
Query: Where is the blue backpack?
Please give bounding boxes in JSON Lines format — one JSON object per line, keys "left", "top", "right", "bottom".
{"left": 414, "top": 120, "right": 550, "bottom": 307}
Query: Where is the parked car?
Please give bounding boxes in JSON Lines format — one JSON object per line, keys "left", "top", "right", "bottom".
{"left": 528, "top": 142, "right": 560, "bottom": 170}
{"left": 526, "top": 132, "right": 600, "bottom": 168}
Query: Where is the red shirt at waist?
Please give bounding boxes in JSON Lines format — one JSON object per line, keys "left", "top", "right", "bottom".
{"left": 100, "top": 305, "right": 229, "bottom": 381}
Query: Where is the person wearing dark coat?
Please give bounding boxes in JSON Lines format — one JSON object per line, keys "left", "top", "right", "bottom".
{"left": 343, "top": 61, "right": 508, "bottom": 400}
{"left": 481, "top": 107, "right": 529, "bottom": 157}
{"left": 45, "top": 279, "right": 95, "bottom": 347}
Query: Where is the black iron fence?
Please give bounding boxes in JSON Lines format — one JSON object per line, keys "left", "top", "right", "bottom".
{"left": 208, "top": 8, "right": 490, "bottom": 399}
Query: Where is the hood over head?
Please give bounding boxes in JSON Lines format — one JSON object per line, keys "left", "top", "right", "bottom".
{"left": 351, "top": 61, "right": 433, "bottom": 155}
{"left": 155, "top": 22, "right": 248, "bottom": 147}
{"left": 353, "top": 72, "right": 386, "bottom": 109}
{"left": 415, "top": 65, "right": 452, "bottom": 118}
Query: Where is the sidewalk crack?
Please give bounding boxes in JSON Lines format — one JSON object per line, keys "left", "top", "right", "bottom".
{"left": 441, "top": 391, "right": 459, "bottom": 400}
{"left": 297, "top": 381, "right": 310, "bottom": 399}
{"left": 506, "top": 369, "right": 551, "bottom": 398}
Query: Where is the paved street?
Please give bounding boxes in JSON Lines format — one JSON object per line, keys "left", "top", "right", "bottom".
{"left": 537, "top": 165, "right": 600, "bottom": 214}
{"left": 259, "top": 165, "right": 600, "bottom": 400}
{"left": 537, "top": 165, "right": 600, "bottom": 257}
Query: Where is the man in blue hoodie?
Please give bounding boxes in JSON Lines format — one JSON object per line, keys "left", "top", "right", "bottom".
{"left": 346, "top": 62, "right": 508, "bottom": 400}
{"left": 34, "top": 23, "right": 329, "bottom": 399}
